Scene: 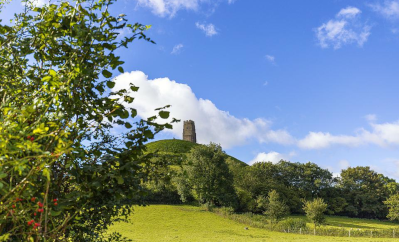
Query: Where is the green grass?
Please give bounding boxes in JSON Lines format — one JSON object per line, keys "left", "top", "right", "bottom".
{"left": 288, "top": 215, "right": 398, "bottom": 230}
{"left": 145, "top": 139, "right": 197, "bottom": 154}
{"left": 108, "top": 205, "right": 399, "bottom": 241}
{"left": 145, "top": 139, "right": 247, "bottom": 166}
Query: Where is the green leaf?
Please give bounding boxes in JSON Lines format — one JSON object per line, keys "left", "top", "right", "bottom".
{"left": 124, "top": 96, "right": 134, "bottom": 103}
{"left": 144, "top": 130, "right": 154, "bottom": 139}
{"left": 106, "top": 81, "right": 115, "bottom": 88}
{"left": 130, "top": 86, "right": 139, "bottom": 92}
{"left": 131, "top": 109, "right": 137, "bottom": 118}
{"left": 49, "top": 69, "right": 57, "bottom": 77}
{"left": 50, "top": 210, "right": 62, "bottom": 216}
{"left": 41, "top": 76, "right": 52, "bottom": 82}
{"left": 117, "top": 176, "right": 124, "bottom": 185}
{"left": 159, "top": 111, "right": 169, "bottom": 119}
{"left": 119, "top": 110, "right": 129, "bottom": 119}
{"left": 102, "top": 70, "right": 112, "bottom": 78}
{"left": 0, "top": 172, "right": 6, "bottom": 179}
{"left": 124, "top": 123, "right": 132, "bottom": 129}
{"left": 118, "top": 66, "right": 124, "bottom": 73}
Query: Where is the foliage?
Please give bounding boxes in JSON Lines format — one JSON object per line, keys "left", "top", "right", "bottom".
{"left": 339, "top": 166, "right": 397, "bottom": 219}
{"left": 260, "top": 190, "right": 289, "bottom": 224}
{"left": 178, "top": 143, "right": 238, "bottom": 208}
{"left": 384, "top": 194, "right": 399, "bottom": 221}
{"left": 236, "top": 188, "right": 257, "bottom": 212}
{"left": 276, "top": 218, "right": 307, "bottom": 231}
{"left": 303, "top": 198, "right": 328, "bottom": 228}
{"left": 233, "top": 161, "right": 336, "bottom": 213}
{"left": 0, "top": 0, "right": 175, "bottom": 240}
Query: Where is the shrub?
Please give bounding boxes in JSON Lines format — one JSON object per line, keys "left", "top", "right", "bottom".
{"left": 275, "top": 218, "right": 307, "bottom": 231}
{"left": 201, "top": 202, "right": 216, "bottom": 212}
{"left": 303, "top": 198, "right": 328, "bottom": 228}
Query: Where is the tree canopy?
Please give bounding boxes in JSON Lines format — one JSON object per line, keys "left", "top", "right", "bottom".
{"left": 0, "top": 0, "right": 174, "bottom": 240}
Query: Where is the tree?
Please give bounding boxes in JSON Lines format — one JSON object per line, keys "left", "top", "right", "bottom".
{"left": 339, "top": 166, "right": 396, "bottom": 218}
{"left": 260, "top": 190, "right": 289, "bottom": 225}
{"left": 0, "top": 0, "right": 174, "bottom": 240}
{"left": 181, "top": 143, "right": 237, "bottom": 207}
{"left": 302, "top": 198, "right": 328, "bottom": 229}
{"left": 384, "top": 194, "right": 399, "bottom": 221}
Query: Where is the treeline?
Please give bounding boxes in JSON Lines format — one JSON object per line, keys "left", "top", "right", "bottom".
{"left": 142, "top": 143, "right": 399, "bottom": 220}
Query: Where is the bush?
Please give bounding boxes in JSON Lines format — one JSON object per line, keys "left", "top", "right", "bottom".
{"left": 201, "top": 202, "right": 216, "bottom": 212}
{"left": 236, "top": 189, "right": 257, "bottom": 212}
{"left": 218, "top": 206, "right": 235, "bottom": 215}
{"left": 275, "top": 218, "right": 307, "bottom": 232}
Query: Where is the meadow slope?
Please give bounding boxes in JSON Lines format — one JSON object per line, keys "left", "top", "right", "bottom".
{"left": 109, "top": 205, "right": 399, "bottom": 242}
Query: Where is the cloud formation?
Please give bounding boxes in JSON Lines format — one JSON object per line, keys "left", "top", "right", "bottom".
{"left": 315, "top": 7, "right": 371, "bottom": 49}
{"left": 171, "top": 44, "right": 184, "bottom": 54}
{"left": 136, "top": 0, "right": 234, "bottom": 17}
{"left": 249, "top": 151, "right": 295, "bottom": 165}
{"left": 365, "top": 114, "right": 377, "bottom": 122}
{"left": 265, "top": 55, "right": 276, "bottom": 64}
{"left": 112, "top": 71, "right": 294, "bottom": 149}
{"left": 112, "top": 73, "right": 399, "bottom": 152}
{"left": 369, "top": 0, "right": 399, "bottom": 19}
{"left": 195, "top": 22, "right": 218, "bottom": 36}
{"left": 298, "top": 120, "right": 399, "bottom": 149}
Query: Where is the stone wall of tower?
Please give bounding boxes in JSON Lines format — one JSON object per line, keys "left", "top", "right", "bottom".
{"left": 183, "top": 120, "right": 197, "bottom": 143}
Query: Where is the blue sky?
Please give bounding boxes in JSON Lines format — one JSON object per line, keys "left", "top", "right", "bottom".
{"left": 3, "top": 0, "right": 399, "bottom": 179}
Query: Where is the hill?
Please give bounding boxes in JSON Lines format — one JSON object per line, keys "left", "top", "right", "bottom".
{"left": 145, "top": 139, "right": 248, "bottom": 167}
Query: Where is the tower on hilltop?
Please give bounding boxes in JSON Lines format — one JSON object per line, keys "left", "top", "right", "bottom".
{"left": 183, "top": 120, "right": 197, "bottom": 143}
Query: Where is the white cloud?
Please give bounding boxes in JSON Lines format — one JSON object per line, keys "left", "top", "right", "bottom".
{"left": 136, "top": 0, "right": 235, "bottom": 18}
{"left": 195, "top": 22, "right": 218, "bottom": 36}
{"left": 249, "top": 151, "right": 295, "bottom": 165}
{"left": 298, "top": 132, "right": 362, "bottom": 149}
{"left": 265, "top": 55, "right": 276, "bottom": 64}
{"left": 315, "top": 7, "right": 371, "bottom": 49}
{"left": 337, "top": 7, "right": 362, "bottom": 19}
{"left": 171, "top": 44, "right": 184, "bottom": 54}
{"left": 298, "top": 120, "right": 399, "bottom": 149}
{"left": 112, "top": 71, "right": 294, "bottom": 149}
{"left": 365, "top": 114, "right": 377, "bottom": 122}
{"left": 369, "top": 0, "right": 399, "bottom": 19}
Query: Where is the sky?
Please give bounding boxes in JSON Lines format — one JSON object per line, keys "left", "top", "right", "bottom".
{"left": 2, "top": 0, "right": 399, "bottom": 179}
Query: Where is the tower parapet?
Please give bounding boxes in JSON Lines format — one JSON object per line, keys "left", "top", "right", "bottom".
{"left": 183, "top": 120, "right": 197, "bottom": 143}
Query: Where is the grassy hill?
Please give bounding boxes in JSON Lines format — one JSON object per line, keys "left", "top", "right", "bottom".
{"left": 108, "top": 205, "right": 398, "bottom": 241}
{"left": 145, "top": 139, "right": 247, "bottom": 167}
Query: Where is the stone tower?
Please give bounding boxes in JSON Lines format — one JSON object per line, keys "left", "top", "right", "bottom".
{"left": 183, "top": 120, "right": 197, "bottom": 143}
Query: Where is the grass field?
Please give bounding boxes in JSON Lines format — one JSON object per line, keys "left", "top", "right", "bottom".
{"left": 289, "top": 214, "right": 398, "bottom": 230}
{"left": 108, "top": 205, "right": 399, "bottom": 241}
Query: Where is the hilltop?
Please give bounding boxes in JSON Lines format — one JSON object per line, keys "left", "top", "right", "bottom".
{"left": 145, "top": 139, "right": 247, "bottom": 167}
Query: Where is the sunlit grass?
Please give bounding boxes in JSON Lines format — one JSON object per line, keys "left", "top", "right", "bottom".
{"left": 108, "top": 205, "right": 399, "bottom": 241}
{"left": 288, "top": 214, "right": 398, "bottom": 229}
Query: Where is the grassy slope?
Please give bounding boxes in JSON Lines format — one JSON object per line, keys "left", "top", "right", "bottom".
{"left": 108, "top": 205, "right": 398, "bottom": 242}
{"left": 145, "top": 139, "right": 247, "bottom": 166}
{"left": 289, "top": 215, "right": 398, "bottom": 230}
